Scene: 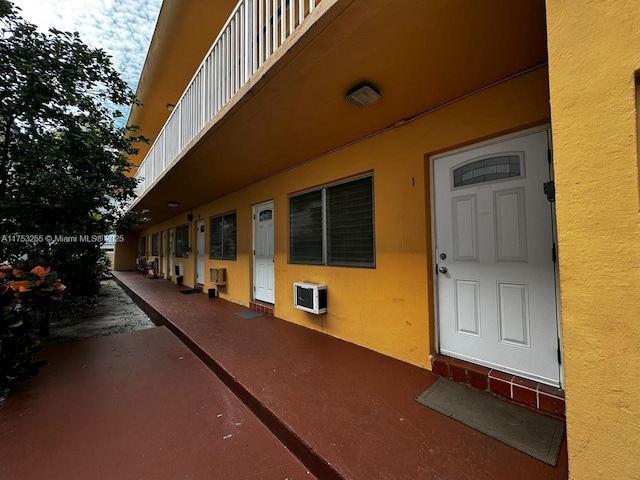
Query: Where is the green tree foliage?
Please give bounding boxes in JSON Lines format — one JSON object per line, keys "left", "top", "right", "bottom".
{"left": 0, "top": 1, "right": 147, "bottom": 295}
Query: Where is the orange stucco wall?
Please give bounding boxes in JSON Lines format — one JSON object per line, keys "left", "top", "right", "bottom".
{"left": 546, "top": 1, "right": 640, "bottom": 478}
{"left": 120, "top": 67, "right": 550, "bottom": 368}
{"left": 112, "top": 233, "right": 138, "bottom": 271}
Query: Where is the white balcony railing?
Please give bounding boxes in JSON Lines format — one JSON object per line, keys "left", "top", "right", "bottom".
{"left": 134, "top": 0, "right": 320, "bottom": 198}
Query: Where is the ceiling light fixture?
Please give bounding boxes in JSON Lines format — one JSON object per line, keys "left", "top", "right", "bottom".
{"left": 166, "top": 103, "right": 175, "bottom": 111}
{"left": 345, "top": 82, "right": 382, "bottom": 108}
{"left": 167, "top": 201, "right": 179, "bottom": 207}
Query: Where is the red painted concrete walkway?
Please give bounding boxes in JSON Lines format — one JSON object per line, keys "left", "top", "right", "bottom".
{"left": 0, "top": 327, "right": 314, "bottom": 480}
{"left": 111, "top": 271, "right": 568, "bottom": 480}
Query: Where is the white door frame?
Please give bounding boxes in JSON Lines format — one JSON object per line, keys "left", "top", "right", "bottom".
{"left": 253, "top": 200, "right": 275, "bottom": 304}
{"left": 546, "top": 129, "right": 564, "bottom": 386}
{"left": 429, "top": 124, "right": 563, "bottom": 386}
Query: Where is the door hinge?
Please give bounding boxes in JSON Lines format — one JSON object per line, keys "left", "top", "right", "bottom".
{"left": 543, "top": 180, "right": 555, "bottom": 202}
{"left": 552, "top": 242, "right": 557, "bottom": 263}
{"left": 557, "top": 338, "right": 562, "bottom": 365}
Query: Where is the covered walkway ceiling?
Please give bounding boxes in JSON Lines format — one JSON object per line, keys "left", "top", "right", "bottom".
{"left": 131, "top": 0, "right": 547, "bottom": 227}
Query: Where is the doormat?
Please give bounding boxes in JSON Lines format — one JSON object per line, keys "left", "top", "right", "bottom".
{"left": 235, "top": 310, "right": 263, "bottom": 319}
{"left": 415, "top": 378, "right": 565, "bottom": 466}
{"left": 179, "top": 289, "right": 197, "bottom": 295}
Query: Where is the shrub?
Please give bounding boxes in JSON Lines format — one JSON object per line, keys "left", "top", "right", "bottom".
{"left": 0, "top": 264, "right": 65, "bottom": 402}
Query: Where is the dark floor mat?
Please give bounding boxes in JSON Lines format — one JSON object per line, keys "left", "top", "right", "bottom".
{"left": 416, "top": 378, "right": 565, "bottom": 466}
{"left": 235, "top": 310, "right": 263, "bottom": 319}
{"left": 179, "top": 289, "right": 197, "bottom": 295}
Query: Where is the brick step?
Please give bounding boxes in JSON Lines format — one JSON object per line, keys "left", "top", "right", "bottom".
{"left": 431, "top": 354, "right": 565, "bottom": 418}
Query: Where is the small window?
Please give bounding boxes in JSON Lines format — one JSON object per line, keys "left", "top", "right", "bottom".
{"left": 453, "top": 154, "right": 522, "bottom": 187}
{"left": 175, "top": 225, "right": 189, "bottom": 258}
{"left": 151, "top": 233, "right": 159, "bottom": 256}
{"left": 289, "top": 175, "right": 375, "bottom": 267}
{"left": 210, "top": 212, "right": 237, "bottom": 260}
{"left": 259, "top": 209, "right": 273, "bottom": 221}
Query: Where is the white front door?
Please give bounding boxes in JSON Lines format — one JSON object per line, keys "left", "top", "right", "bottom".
{"left": 253, "top": 201, "right": 275, "bottom": 304}
{"left": 168, "top": 228, "right": 174, "bottom": 279}
{"left": 161, "top": 230, "right": 167, "bottom": 277}
{"left": 434, "top": 128, "right": 560, "bottom": 386}
{"left": 196, "top": 220, "right": 205, "bottom": 285}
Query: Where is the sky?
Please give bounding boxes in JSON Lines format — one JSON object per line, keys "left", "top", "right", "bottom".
{"left": 13, "top": 0, "right": 163, "bottom": 125}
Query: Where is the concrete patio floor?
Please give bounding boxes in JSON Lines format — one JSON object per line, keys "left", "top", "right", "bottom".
{"left": 0, "top": 271, "right": 569, "bottom": 479}
{"left": 112, "top": 272, "right": 568, "bottom": 480}
{"left": 0, "top": 327, "right": 314, "bottom": 480}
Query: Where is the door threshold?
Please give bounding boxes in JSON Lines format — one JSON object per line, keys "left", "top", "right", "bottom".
{"left": 431, "top": 354, "right": 565, "bottom": 418}
{"left": 250, "top": 300, "right": 274, "bottom": 316}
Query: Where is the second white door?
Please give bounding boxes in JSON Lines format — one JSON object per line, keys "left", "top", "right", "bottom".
{"left": 253, "top": 201, "right": 275, "bottom": 304}
{"left": 169, "top": 228, "right": 174, "bottom": 279}
{"left": 196, "top": 220, "right": 205, "bottom": 285}
{"left": 161, "top": 230, "right": 167, "bottom": 277}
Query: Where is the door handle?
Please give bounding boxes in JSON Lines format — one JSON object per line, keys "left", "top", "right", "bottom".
{"left": 438, "top": 266, "right": 448, "bottom": 274}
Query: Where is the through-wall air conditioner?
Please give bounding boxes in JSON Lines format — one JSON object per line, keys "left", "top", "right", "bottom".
{"left": 175, "top": 264, "right": 185, "bottom": 277}
{"left": 293, "top": 282, "right": 327, "bottom": 314}
{"left": 210, "top": 267, "right": 227, "bottom": 285}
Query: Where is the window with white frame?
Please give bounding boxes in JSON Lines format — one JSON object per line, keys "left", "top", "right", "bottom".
{"left": 210, "top": 211, "right": 237, "bottom": 260}
{"left": 289, "top": 175, "right": 375, "bottom": 267}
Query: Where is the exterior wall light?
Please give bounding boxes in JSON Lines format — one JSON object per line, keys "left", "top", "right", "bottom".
{"left": 167, "top": 201, "right": 179, "bottom": 207}
{"left": 166, "top": 103, "right": 175, "bottom": 111}
{"left": 345, "top": 82, "right": 382, "bottom": 108}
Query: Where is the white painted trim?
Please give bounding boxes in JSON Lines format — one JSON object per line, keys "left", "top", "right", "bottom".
{"left": 429, "top": 155, "right": 441, "bottom": 356}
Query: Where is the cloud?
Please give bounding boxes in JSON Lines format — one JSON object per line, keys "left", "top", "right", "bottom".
{"left": 14, "top": 0, "right": 163, "bottom": 126}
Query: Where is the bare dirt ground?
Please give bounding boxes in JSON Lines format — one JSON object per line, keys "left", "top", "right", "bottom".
{"left": 43, "top": 279, "right": 156, "bottom": 346}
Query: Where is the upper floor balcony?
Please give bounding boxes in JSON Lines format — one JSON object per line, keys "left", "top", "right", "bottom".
{"left": 128, "top": 0, "right": 548, "bottom": 226}
{"left": 133, "top": 0, "right": 323, "bottom": 199}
